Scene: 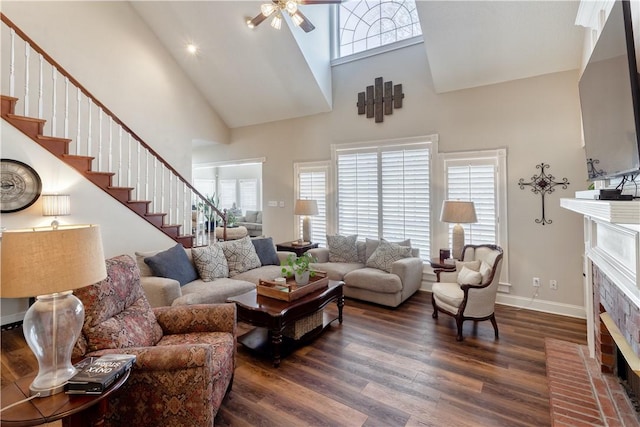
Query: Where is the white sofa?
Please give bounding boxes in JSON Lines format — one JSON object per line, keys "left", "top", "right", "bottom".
{"left": 309, "top": 238, "right": 423, "bottom": 308}
{"left": 135, "top": 237, "right": 289, "bottom": 307}
{"left": 235, "top": 210, "right": 262, "bottom": 237}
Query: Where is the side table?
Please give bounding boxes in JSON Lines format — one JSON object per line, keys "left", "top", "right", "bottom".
{"left": 276, "top": 241, "right": 319, "bottom": 257}
{"left": 429, "top": 258, "right": 457, "bottom": 271}
{"left": 0, "top": 370, "right": 129, "bottom": 427}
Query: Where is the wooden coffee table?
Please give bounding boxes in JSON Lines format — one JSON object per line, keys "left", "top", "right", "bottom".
{"left": 227, "top": 280, "right": 344, "bottom": 367}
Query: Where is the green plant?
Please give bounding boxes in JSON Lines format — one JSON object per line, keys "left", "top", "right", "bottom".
{"left": 197, "top": 194, "right": 221, "bottom": 224}
{"left": 226, "top": 211, "right": 237, "bottom": 227}
{"left": 281, "top": 253, "right": 317, "bottom": 278}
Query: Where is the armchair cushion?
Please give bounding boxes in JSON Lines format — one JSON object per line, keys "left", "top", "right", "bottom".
{"left": 144, "top": 243, "right": 198, "bottom": 286}
{"left": 479, "top": 261, "right": 492, "bottom": 284}
{"left": 455, "top": 259, "right": 481, "bottom": 272}
{"left": 192, "top": 244, "right": 229, "bottom": 281}
{"left": 365, "top": 239, "right": 412, "bottom": 272}
{"left": 432, "top": 281, "right": 464, "bottom": 308}
{"left": 327, "top": 234, "right": 358, "bottom": 263}
{"left": 74, "top": 255, "right": 163, "bottom": 354}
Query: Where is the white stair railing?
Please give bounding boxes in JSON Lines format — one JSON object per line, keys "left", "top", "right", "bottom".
{"left": 0, "top": 13, "right": 226, "bottom": 246}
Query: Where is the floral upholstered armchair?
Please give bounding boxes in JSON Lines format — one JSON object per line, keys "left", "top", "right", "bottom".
{"left": 73, "top": 254, "right": 236, "bottom": 427}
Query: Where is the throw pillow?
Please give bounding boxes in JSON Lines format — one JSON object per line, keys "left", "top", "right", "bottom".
{"left": 479, "top": 261, "right": 493, "bottom": 284}
{"left": 251, "top": 237, "right": 280, "bottom": 266}
{"left": 457, "top": 266, "right": 483, "bottom": 285}
{"left": 245, "top": 210, "right": 259, "bottom": 223}
{"left": 192, "top": 244, "right": 229, "bottom": 281}
{"left": 327, "top": 234, "right": 359, "bottom": 263}
{"left": 365, "top": 239, "right": 412, "bottom": 273}
{"left": 365, "top": 238, "right": 411, "bottom": 261}
{"left": 455, "top": 260, "right": 481, "bottom": 273}
{"left": 220, "top": 236, "right": 262, "bottom": 276}
{"left": 144, "top": 243, "right": 198, "bottom": 286}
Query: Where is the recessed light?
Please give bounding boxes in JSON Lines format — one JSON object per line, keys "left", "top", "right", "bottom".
{"left": 186, "top": 44, "right": 198, "bottom": 55}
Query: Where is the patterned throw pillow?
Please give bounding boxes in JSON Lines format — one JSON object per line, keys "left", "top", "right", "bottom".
{"left": 365, "top": 238, "right": 411, "bottom": 261}
{"left": 220, "top": 236, "right": 262, "bottom": 277}
{"left": 327, "top": 234, "right": 359, "bottom": 263}
{"left": 144, "top": 243, "right": 198, "bottom": 286}
{"left": 192, "top": 244, "right": 229, "bottom": 281}
{"left": 365, "top": 239, "right": 412, "bottom": 273}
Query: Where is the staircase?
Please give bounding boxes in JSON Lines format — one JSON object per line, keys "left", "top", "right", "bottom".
{"left": 0, "top": 13, "right": 226, "bottom": 247}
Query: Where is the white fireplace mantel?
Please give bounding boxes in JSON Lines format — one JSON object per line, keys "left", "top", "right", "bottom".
{"left": 561, "top": 198, "right": 640, "bottom": 357}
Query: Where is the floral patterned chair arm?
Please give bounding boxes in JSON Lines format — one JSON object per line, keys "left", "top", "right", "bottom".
{"left": 153, "top": 303, "right": 236, "bottom": 336}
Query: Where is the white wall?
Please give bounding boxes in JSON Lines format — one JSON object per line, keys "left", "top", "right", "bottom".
{"left": 1, "top": 121, "right": 176, "bottom": 324}
{"left": 195, "top": 43, "right": 588, "bottom": 316}
{"left": 0, "top": 1, "right": 230, "bottom": 178}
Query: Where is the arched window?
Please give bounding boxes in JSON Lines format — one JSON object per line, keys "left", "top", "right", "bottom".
{"left": 339, "top": 0, "right": 422, "bottom": 58}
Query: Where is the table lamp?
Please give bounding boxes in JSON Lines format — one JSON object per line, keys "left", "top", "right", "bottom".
{"left": 440, "top": 200, "right": 477, "bottom": 260}
{"left": 42, "top": 194, "right": 70, "bottom": 229}
{"left": 1, "top": 224, "right": 106, "bottom": 397}
{"left": 294, "top": 199, "right": 318, "bottom": 243}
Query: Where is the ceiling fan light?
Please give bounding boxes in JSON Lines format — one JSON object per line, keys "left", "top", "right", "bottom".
{"left": 261, "top": 3, "right": 277, "bottom": 17}
{"left": 271, "top": 13, "right": 283, "bottom": 30}
{"left": 291, "top": 12, "right": 304, "bottom": 27}
{"left": 285, "top": 0, "right": 298, "bottom": 14}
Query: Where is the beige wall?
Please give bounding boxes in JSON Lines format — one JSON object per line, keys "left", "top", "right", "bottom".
{"left": 1, "top": 1, "right": 229, "bottom": 178}
{"left": 195, "top": 43, "right": 589, "bottom": 315}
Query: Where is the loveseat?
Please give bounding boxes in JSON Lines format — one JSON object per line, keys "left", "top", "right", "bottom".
{"left": 235, "top": 210, "right": 262, "bottom": 237}
{"left": 309, "top": 236, "right": 424, "bottom": 308}
{"left": 136, "top": 236, "right": 289, "bottom": 307}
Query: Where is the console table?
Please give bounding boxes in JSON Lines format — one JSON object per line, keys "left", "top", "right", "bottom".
{"left": 276, "top": 241, "right": 319, "bottom": 257}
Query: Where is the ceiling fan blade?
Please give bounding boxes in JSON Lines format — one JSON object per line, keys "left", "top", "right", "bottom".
{"left": 294, "top": 9, "right": 316, "bottom": 33}
{"left": 299, "top": 0, "right": 343, "bottom": 4}
{"left": 246, "top": 12, "right": 268, "bottom": 29}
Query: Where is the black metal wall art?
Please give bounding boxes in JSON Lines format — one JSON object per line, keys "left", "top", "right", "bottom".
{"left": 357, "top": 77, "right": 404, "bottom": 123}
{"left": 518, "top": 163, "right": 570, "bottom": 225}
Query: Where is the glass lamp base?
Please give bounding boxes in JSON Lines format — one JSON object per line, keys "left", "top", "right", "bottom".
{"left": 23, "top": 291, "right": 84, "bottom": 397}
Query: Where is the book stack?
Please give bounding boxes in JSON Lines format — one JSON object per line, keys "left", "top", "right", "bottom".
{"left": 65, "top": 354, "right": 136, "bottom": 394}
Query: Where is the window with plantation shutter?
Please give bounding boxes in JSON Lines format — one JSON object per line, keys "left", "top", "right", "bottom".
{"left": 218, "top": 179, "right": 236, "bottom": 210}
{"left": 442, "top": 150, "right": 508, "bottom": 274}
{"left": 295, "top": 162, "right": 329, "bottom": 246}
{"left": 239, "top": 179, "right": 258, "bottom": 212}
{"left": 334, "top": 137, "right": 435, "bottom": 260}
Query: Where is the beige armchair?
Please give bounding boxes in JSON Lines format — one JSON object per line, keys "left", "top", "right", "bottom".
{"left": 431, "top": 244, "right": 504, "bottom": 341}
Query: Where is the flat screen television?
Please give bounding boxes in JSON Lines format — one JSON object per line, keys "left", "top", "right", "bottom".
{"left": 579, "top": 0, "right": 640, "bottom": 181}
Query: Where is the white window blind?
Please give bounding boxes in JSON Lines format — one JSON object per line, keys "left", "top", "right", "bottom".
{"left": 298, "top": 169, "right": 328, "bottom": 246}
{"left": 239, "top": 179, "right": 258, "bottom": 212}
{"left": 218, "top": 179, "right": 236, "bottom": 210}
{"left": 193, "top": 179, "right": 215, "bottom": 199}
{"left": 336, "top": 142, "right": 431, "bottom": 260}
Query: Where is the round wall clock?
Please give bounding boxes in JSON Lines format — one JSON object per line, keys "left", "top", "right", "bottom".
{"left": 1, "top": 159, "right": 42, "bottom": 213}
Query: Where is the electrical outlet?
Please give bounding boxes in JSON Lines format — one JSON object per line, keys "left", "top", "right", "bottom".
{"left": 550, "top": 279, "right": 558, "bottom": 290}
{"left": 533, "top": 277, "right": 540, "bottom": 287}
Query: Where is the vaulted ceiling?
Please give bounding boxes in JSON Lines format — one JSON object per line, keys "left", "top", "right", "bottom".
{"left": 131, "top": 1, "right": 584, "bottom": 130}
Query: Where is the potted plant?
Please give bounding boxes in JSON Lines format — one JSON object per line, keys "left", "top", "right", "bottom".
{"left": 281, "top": 252, "right": 317, "bottom": 285}
{"left": 197, "top": 194, "right": 221, "bottom": 230}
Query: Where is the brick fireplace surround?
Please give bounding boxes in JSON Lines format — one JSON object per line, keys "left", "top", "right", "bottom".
{"left": 559, "top": 198, "right": 640, "bottom": 425}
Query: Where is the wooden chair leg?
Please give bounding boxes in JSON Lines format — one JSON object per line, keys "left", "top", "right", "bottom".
{"left": 490, "top": 314, "right": 499, "bottom": 339}
{"left": 431, "top": 294, "right": 438, "bottom": 319}
{"left": 455, "top": 316, "right": 464, "bottom": 341}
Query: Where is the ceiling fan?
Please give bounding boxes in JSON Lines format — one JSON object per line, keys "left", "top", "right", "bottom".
{"left": 246, "top": 0, "right": 342, "bottom": 33}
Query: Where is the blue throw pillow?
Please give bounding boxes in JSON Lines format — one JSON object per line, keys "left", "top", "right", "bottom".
{"left": 144, "top": 243, "right": 198, "bottom": 286}
{"left": 251, "top": 237, "right": 280, "bottom": 266}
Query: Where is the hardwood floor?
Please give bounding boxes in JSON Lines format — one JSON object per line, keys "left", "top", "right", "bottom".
{"left": 1, "top": 291, "right": 587, "bottom": 426}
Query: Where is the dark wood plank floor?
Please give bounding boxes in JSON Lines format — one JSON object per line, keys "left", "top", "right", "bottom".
{"left": 1, "top": 291, "right": 587, "bottom": 426}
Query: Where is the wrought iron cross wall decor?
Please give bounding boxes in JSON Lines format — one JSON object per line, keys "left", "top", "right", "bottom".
{"left": 357, "top": 77, "right": 404, "bottom": 123}
{"left": 518, "top": 163, "right": 570, "bottom": 225}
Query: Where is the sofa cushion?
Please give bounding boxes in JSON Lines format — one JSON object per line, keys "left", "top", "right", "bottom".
{"left": 327, "top": 234, "right": 358, "bottom": 263}
{"left": 365, "top": 239, "right": 412, "bottom": 273}
{"left": 74, "top": 255, "right": 163, "bottom": 353}
{"left": 233, "top": 265, "right": 283, "bottom": 284}
{"left": 144, "top": 244, "right": 198, "bottom": 286}
{"left": 173, "top": 278, "right": 256, "bottom": 305}
{"left": 309, "top": 261, "right": 364, "bottom": 281}
{"left": 251, "top": 237, "right": 280, "bottom": 266}
{"left": 365, "top": 238, "right": 411, "bottom": 261}
{"left": 344, "top": 268, "right": 403, "bottom": 293}
{"left": 220, "top": 236, "right": 262, "bottom": 276}
{"left": 192, "top": 244, "right": 229, "bottom": 281}
{"left": 457, "top": 266, "right": 482, "bottom": 285}
{"left": 256, "top": 211, "right": 263, "bottom": 223}
{"left": 244, "top": 210, "right": 259, "bottom": 223}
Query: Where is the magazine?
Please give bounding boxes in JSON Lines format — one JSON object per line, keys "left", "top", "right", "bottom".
{"left": 65, "top": 354, "right": 136, "bottom": 394}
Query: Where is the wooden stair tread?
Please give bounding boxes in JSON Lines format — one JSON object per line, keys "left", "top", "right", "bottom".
{"left": 145, "top": 213, "right": 166, "bottom": 217}
{"left": 61, "top": 154, "right": 93, "bottom": 160}
{"left": 38, "top": 135, "right": 72, "bottom": 143}
{"left": 108, "top": 186, "right": 135, "bottom": 191}
{"left": 128, "top": 200, "right": 152, "bottom": 204}
{"left": 86, "top": 171, "right": 115, "bottom": 177}
{"left": 5, "top": 113, "right": 46, "bottom": 124}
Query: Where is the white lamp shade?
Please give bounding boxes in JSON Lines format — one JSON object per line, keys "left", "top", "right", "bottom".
{"left": 42, "top": 194, "right": 71, "bottom": 217}
{"left": 294, "top": 199, "right": 318, "bottom": 216}
{"left": 440, "top": 200, "right": 477, "bottom": 224}
{"left": 1, "top": 224, "right": 107, "bottom": 298}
